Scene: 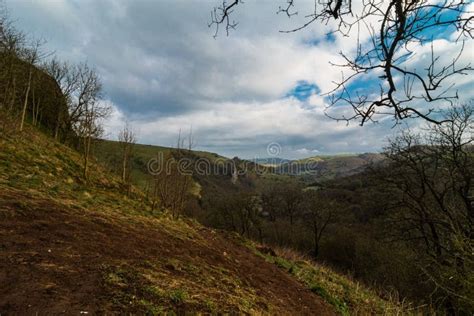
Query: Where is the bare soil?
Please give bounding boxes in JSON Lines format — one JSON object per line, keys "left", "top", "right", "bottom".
{"left": 0, "top": 188, "right": 334, "bottom": 315}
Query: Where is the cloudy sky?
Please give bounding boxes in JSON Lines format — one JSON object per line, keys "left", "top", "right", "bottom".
{"left": 7, "top": 0, "right": 473, "bottom": 158}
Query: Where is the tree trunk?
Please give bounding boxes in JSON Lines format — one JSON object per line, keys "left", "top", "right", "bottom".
{"left": 313, "top": 221, "right": 320, "bottom": 258}
{"left": 122, "top": 149, "right": 128, "bottom": 182}
{"left": 83, "top": 135, "right": 91, "bottom": 179}
{"left": 20, "top": 69, "right": 33, "bottom": 132}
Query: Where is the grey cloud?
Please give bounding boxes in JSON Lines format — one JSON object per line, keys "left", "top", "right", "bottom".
{"left": 7, "top": 0, "right": 471, "bottom": 158}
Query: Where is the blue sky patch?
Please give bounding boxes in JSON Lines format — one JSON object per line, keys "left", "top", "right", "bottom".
{"left": 286, "top": 81, "right": 320, "bottom": 101}
{"left": 304, "top": 32, "right": 336, "bottom": 46}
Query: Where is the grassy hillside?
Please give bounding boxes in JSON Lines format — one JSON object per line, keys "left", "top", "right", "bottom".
{"left": 292, "top": 154, "right": 384, "bottom": 179}
{"left": 94, "top": 139, "right": 231, "bottom": 189}
{"left": 94, "top": 139, "right": 383, "bottom": 196}
{"left": 0, "top": 123, "right": 404, "bottom": 314}
{"left": 94, "top": 139, "right": 263, "bottom": 198}
{"left": 0, "top": 52, "right": 71, "bottom": 139}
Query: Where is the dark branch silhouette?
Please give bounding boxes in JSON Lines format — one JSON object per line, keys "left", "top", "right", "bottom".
{"left": 209, "top": 0, "right": 473, "bottom": 125}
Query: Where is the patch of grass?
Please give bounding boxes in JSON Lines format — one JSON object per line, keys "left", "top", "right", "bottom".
{"left": 169, "top": 289, "right": 188, "bottom": 304}
{"left": 204, "top": 299, "right": 216, "bottom": 312}
{"left": 310, "top": 284, "right": 349, "bottom": 315}
{"left": 247, "top": 242, "right": 407, "bottom": 315}
{"left": 137, "top": 299, "right": 165, "bottom": 315}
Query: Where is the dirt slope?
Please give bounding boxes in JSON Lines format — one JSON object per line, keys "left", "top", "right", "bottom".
{"left": 0, "top": 124, "right": 334, "bottom": 314}
{"left": 0, "top": 187, "right": 333, "bottom": 314}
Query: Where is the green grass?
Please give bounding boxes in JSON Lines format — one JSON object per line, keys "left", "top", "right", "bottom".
{"left": 94, "top": 139, "right": 228, "bottom": 190}
{"left": 245, "top": 241, "right": 410, "bottom": 315}
{"left": 169, "top": 289, "right": 188, "bottom": 304}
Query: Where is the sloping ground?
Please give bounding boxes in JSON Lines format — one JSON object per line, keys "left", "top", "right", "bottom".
{"left": 0, "top": 188, "right": 333, "bottom": 314}
{"left": 0, "top": 125, "right": 334, "bottom": 314}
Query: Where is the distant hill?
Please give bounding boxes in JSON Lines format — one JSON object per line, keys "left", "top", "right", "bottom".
{"left": 296, "top": 153, "right": 385, "bottom": 180}
{"left": 94, "top": 140, "right": 384, "bottom": 193}
{"left": 247, "top": 153, "right": 384, "bottom": 181}
{"left": 251, "top": 157, "right": 292, "bottom": 166}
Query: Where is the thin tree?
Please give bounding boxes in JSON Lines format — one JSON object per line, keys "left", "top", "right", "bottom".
{"left": 303, "top": 190, "right": 337, "bottom": 258}
{"left": 118, "top": 122, "right": 137, "bottom": 185}
{"left": 0, "top": 5, "right": 25, "bottom": 115}
{"left": 43, "top": 57, "right": 80, "bottom": 139}
{"left": 72, "top": 65, "right": 109, "bottom": 179}
{"left": 19, "top": 39, "right": 47, "bottom": 131}
{"left": 152, "top": 129, "right": 195, "bottom": 218}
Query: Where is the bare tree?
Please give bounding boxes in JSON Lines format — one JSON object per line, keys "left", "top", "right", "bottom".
{"left": 278, "top": 181, "right": 304, "bottom": 226}
{"left": 118, "top": 122, "right": 137, "bottom": 185}
{"left": 210, "top": 0, "right": 473, "bottom": 125}
{"left": 71, "top": 65, "right": 109, "bottom": 179}
{"left": 261, "top": 183, "right": 282, "bottom": 222}
{"left": 152, "top": 129, "right": 195, "bottom": 218}
{"left": 0, "top": 5, "right": 26, "bottom": 115}
{"left": 381, "top": 103, "right": 473, "bottom": 311}
{"left": 205, "top": 192, "right": 261, "bottom": 239}
{"left": 19, "top": 39, "right": 46, "bottom": 131}
{"left": 303, "top": 190, "right": 337, "bottom": 258}
{"left": 43, "top": 57, "right": 80, "bottom": 139}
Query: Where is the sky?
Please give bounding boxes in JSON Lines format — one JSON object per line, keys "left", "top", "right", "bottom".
{"left": 6, "top": 0, "right": 474, "bottom": 159}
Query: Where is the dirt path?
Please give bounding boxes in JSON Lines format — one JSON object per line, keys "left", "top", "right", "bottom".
{"left": 0, "top": 189, "right": 333, "bottom": 314}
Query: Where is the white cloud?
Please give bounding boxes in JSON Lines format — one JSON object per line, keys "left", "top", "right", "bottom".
{"left": 6, "top": 0, "right": 473, "bottom": 157}
{"left": 295, "top": 148, "right": 320, "bottom": 155}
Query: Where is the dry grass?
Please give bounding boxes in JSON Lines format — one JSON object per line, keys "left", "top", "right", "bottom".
{"left": 250, "top": 242, "right": 429, "bottom": 315}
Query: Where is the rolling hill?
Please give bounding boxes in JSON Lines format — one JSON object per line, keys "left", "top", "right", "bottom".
{"left": 94, "top": 139, "right": 384, "bottom": 194}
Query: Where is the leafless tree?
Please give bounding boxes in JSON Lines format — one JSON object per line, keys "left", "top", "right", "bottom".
{"left": 0, "top": 5, "right": 25, "bottom": 115}
{"left": 43, "top": 57, "right": 80, "bottom": 139}
{"left": 278, "top": 181, "right": 304, "bottom": 226}
{"left": 118, "top": 122, "right": 137, "bottom": 185}
{"left": 19, "top": 39, "right": 47, "bottom": 131}
{"left": 303, "top": 190, "right": 337, "bottom": 258}
{"left": 381, "top": 103, "right": 473, "bottom": 311}
{"left": 71, "top": 65, "right": 109, "bottom": 179}
{"left": 210, "top": 0, "right": 473, "bottom": 125}
{"left": 152, "top": 129, "right": 195, "bottom": 218}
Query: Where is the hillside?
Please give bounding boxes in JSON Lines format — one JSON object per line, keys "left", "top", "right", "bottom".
{"left": 94, "top": 139, "right": 383, "bottom": 194}
{"left": 94, "top": 139, "right": 262, "bottom": 196}
{"left": 0, "top": 52, "right": 71, "bottom": 140}
{"left": 0, "top": 123, "right": 403, "bottom": 314}
{"left": 288, "top": 154, "right": 384, "bottom": 180}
